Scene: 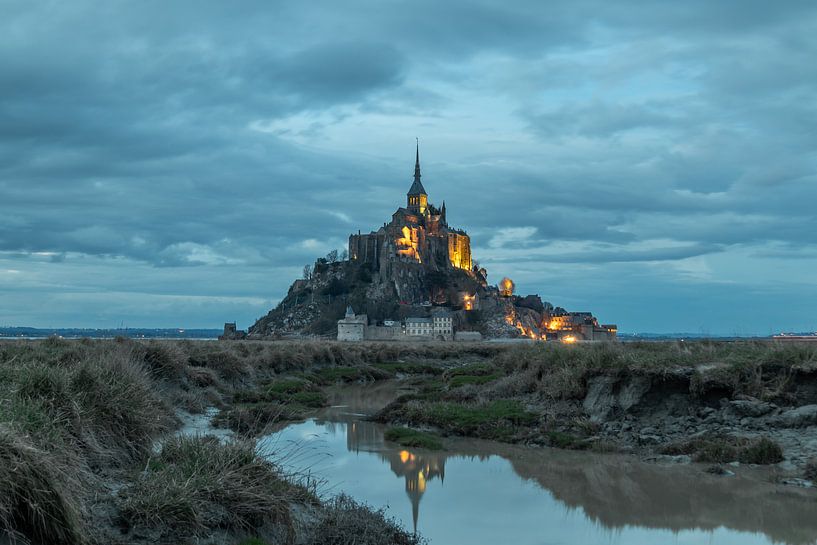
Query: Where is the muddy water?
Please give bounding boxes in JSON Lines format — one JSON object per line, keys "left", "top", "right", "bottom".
{"left": 260, "top": 382, "right": 817, "bottom": 545}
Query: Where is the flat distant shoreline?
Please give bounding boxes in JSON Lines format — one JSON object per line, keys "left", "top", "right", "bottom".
{"left": 1, "top": 326, "right": 813, "bottom": 342}
{"left": 0, "top": 327, "right": 804, "bottom": 342}
{"left": 0, "top": 327, "right": 222, "bottom": 339}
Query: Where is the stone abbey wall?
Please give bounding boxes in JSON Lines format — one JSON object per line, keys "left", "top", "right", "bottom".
{"left": 447, "top": 232, "right": 472, "bottom": 271}
{"left": 348, "top": 146, "right": 473, "bottom": 278}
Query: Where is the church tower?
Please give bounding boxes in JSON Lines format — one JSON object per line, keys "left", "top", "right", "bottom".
{"left": 407, "top": 140, "right": 428, "bottom": 215}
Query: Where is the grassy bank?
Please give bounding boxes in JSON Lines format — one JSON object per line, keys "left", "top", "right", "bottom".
{"left": 374, "top": 340, "right": 817, "bottom": 462}
{"left": 0, "top": 338, "right": 426, "bottom": 545}
{"left": 384, "top": 427, "right": 444, "bottom": 450}
{"left": 3, "top": 337, "right": 815, "bottom": 542}
{"left": 487, "top": 340, "right": 817, "bottom": 401}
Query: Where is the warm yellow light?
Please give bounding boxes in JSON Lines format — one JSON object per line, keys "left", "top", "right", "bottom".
{"left": 396, "top": 226, "right": 421, "bottom": 263}
{"left": 562, "top": 335, "right": 577, "bottom": 344}
{"left": 448, "top": 233, "right": 472, "bottom": 270}
{"left": 499, "top": 277, "right": 515, "bottom": 297}
{"left": 418, "top": 470, "right": 426, "bottom": 492}
{"left": 399, "top": 450, "right": 411, "bottom": 463}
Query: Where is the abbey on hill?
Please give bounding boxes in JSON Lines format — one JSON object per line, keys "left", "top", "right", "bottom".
{"left": 346, "top": 143, "right": 485, "bottom": 307}
{"left": 350, "top": 142, "right": 473, "bottom": 279}
{"left": 246, "top": 145, "right": 616, "bottom": 341}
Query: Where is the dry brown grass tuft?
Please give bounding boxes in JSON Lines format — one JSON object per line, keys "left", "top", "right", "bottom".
{"left": 139, "top": 341, "right": 189, "bottom": 381}
{"left": 197, "top": 341, "right": 501, "bottom": 375}
{"left": 68, "top": 346, "right": 178, "bottom": 464}
{"left": 189, "top": 348, "right": 253, "bottom": 383}
{"left": 0, "top": 340, "right": 180, "bottom": 543}
{"left": 487, "top": 341, "right": 817, "bottom": 401}
{"left": 305, "top": 494, "right": 424, "bottom": 545}
{"left": 118, "top": 436, "right": 310, "bottom": 542}
{"left": 0, "top": 426, "right": 86, "bottom": 545}
{"left": 185, "top": 365, "right": 222, "bottom": 388}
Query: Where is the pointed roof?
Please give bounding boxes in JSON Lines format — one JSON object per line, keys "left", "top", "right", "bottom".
{"left": 407, "top": 139, "right": 427, "bottom": 196}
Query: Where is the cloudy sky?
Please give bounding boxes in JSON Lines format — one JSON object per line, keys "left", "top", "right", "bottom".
{"left": 1, "top": 1, "right": 816, "bottom": 334}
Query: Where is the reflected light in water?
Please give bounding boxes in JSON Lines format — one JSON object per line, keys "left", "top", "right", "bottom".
{"left": 260, "top": 384, "right": 817, "bottom": 545}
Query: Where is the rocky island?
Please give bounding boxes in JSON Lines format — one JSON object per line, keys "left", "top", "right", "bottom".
{"left": 248, "top": 145, "right": 616, "bottom": 343}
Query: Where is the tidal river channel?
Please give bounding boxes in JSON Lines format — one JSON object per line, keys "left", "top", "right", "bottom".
{"left": 260, "top": 382, "right": 817, "bottom": 545}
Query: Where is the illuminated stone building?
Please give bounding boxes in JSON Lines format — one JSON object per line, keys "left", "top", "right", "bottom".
{"left": 401, "top": 312, "right": 454, "bottom": 340}
{"left": 460, "top": 291, "right": 479, "bottom": 311}
{"left": 348, "top": 144, "right": 473, "bottom": 301}
{"left": 545, "top": 311, "right": 617, "bottom": 342}
{"left": 498, "top": 277, "right": 515, "bottom": 297}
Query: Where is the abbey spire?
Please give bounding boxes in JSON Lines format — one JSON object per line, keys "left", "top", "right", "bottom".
{"left": 407, "top": 139, "right": 428, "bottom": 213}
{"left": 413, "top": 139, "right": 421, "bottom": 183}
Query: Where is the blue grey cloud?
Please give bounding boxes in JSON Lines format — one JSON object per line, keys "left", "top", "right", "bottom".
{"left": 0, "top": 0, "right": 816, "bottom": 333}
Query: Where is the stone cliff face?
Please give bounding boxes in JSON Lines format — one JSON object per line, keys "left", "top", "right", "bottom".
{"left": 248, "top": 256, "right": 494, "bottom": 337}
{"left": 246, "top": 250, "right": 560, "bottom": 339}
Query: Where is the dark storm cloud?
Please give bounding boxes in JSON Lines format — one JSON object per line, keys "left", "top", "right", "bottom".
{"left": 0, "top": 13, "right": 405, "bottom": 264}
{"left": 274, "top": 43, "right": 405, "bottom": 104}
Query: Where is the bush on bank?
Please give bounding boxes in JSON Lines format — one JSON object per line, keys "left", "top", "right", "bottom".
{"left": 118, "top": 436, "right": 313, "bottom": 541}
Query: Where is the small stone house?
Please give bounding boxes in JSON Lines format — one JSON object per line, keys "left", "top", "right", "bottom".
{"left": 337, "top": 305, "right": 367, "bottom": 341}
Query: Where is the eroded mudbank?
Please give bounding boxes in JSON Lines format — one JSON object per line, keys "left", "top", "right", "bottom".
{"left": 582, "top": 363, "right": 817, "bottom": 469}
{"left": 375, "top": 342, "right": 817, "bottom": 478}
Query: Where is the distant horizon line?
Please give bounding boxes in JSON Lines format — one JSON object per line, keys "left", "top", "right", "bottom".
{"left": 1, "top": 325, "right": 812, "bottom": 339}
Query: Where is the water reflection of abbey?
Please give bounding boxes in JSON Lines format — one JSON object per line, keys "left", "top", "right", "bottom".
{"left": 317, "top": 414, "right": 447, "bottom": 532}
{"left": 315, "top": 397, "right": 817, "bottom": 545}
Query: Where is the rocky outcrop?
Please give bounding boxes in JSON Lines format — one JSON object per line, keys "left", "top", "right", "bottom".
{"left": 249, "top": 252, "right": 559, "bottom": 338}
{"left": 772, "top": 405, "right": 817, "bottom": 428}
{"left": 583, "top": 374, "right": 652, "bottom": 422}
{"left": 728, "top": 399, "right": 775, "bottom": 417}
{"left": 570, "top": 363, "right": 817, "bottom": 470}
